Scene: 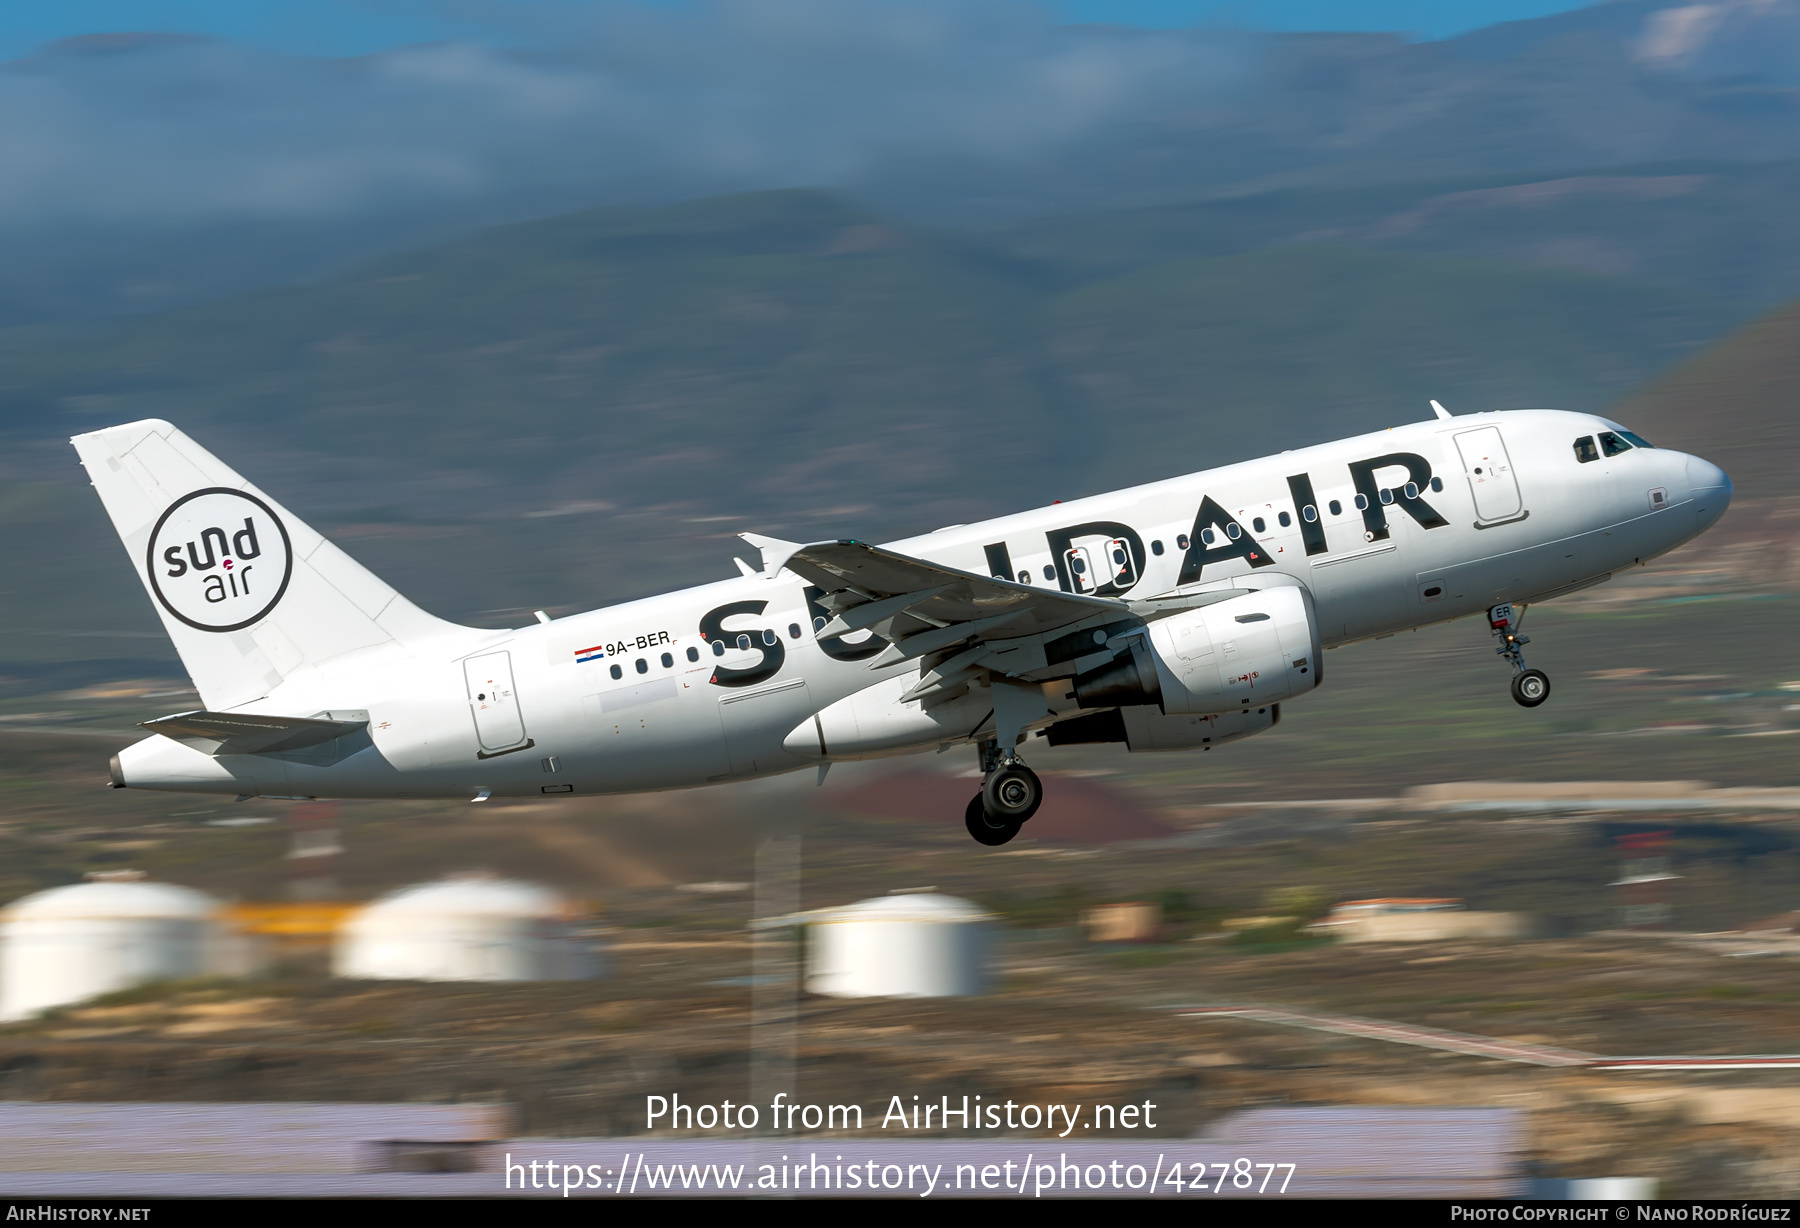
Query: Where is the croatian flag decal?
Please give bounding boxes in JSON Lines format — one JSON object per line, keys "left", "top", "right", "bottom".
{"left": 574, "top": 644, "right": 607, "bottom": 664}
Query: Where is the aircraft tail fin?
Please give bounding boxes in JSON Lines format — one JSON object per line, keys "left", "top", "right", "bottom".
{"left": 72, "top": 419, "right": 467, "bottom": 710}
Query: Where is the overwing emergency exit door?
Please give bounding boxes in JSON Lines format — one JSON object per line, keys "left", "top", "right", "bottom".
{"left": 464, "top": 650, "right": 534, "bottom": 757}
{"left": 1454, "top": 426, "right": 1525, "bottom": 524}
{"left": 1063, "top": 536, "right": 1136, "bottom": 594}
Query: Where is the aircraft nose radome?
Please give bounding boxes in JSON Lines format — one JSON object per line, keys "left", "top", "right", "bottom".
{"left": 1687, "top": 455, "right": 1732, "bottom": 533}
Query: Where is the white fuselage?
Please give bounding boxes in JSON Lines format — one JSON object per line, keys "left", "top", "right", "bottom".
{"left": 114, "top": 409, "right": 1730, "bottom": 799}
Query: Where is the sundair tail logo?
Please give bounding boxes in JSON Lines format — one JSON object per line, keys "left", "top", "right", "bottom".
{"left": 146, "top": 488, "right": 293, "bottom": 633}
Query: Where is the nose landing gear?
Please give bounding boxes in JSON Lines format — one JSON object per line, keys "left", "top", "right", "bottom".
{"left": 963, "top": 741, "right": 1044, "bottom": 846}
{"left": 1490, "top": 603, "right": 1551, "bottom": 708}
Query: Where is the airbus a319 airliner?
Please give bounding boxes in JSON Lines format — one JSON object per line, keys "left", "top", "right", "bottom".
{"left": 78, "top": 406, "right": 1730, "bottom": 846}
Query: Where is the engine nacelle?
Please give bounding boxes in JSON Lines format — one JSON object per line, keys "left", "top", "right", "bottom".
{"left": 1122, "top": 704, "right": 1277, "bottom": 750}
{"left": 1073, "top": 586, "right": 1321, "bottom": 715}
{"left": 1047, "top": 704, "right": 1278, "bottom": 752}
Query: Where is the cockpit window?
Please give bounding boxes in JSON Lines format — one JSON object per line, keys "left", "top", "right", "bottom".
{"left": 1574, "top": 436, "right": 1599, "bottom": 463}
{"left": 1618, "top": 430, "right": 1655, "bottom": 449}
{"left": 1598, "top": 431, "right": 1632, "bottom": 457}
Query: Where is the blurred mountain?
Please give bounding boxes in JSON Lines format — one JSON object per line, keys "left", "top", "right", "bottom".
{"left": 1603, "top": 293, "right": 1800, "bottom": 595}
{"left": 0, "top": 188, "right": 1743, "bottom": 516}
{"left": 986, "top": 160, "right": 1800, "bottom": 308}
{"left": 0, "top": 185, "right": 1760, "bottom": 686}
{"left": 1611, "top": 295, "right": 1800, "bottom": 502}
{"left": 5, "top": 4, "right": 1800, "bottom": 330}
{"left": 1454, "top": 0, "right": 1800, "bottom": 86}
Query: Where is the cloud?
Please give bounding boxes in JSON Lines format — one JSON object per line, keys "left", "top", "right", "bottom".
{"left": 4, "top": 0, "right": 1797, "bottom": 245}
{"left": 0, "top": 2, "right": 1259, "bottom": 230}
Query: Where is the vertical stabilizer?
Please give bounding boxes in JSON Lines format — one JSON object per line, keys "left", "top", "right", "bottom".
{"left": 72, "top": 419, "right": 468, "bottom": 709}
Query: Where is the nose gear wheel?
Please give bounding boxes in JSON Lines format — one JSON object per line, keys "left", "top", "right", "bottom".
{"left": 1511, "top": 668, "right": 1550, "bottom": 707}
{"left": 1488, "top": 603, "right": 1551, "bottom": 708}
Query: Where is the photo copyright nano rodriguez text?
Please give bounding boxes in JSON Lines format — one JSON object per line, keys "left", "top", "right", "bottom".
{"left": 1452, "top": 1209, "right": 1791, "bottom": 1221}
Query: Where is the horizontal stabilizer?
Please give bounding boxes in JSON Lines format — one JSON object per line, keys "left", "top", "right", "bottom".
{"left": 143, "top": 709, "right": 369, "bottom": 756}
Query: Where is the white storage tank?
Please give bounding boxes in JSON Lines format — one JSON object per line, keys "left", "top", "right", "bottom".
{"left": 805, "top": 893, "right": 991, "bottom": 998}
{"left": 333, "top": 876, "right": 602, "bottom": 982}
{"left": 1, "top": 880, "right": 223, "bottom": 1021}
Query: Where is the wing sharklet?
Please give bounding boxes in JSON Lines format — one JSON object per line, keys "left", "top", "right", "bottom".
{"left": 739, "top": 532, "right": 806, "bottom": 578}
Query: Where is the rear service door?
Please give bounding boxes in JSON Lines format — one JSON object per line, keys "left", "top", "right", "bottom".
{"left": 1454, "top": 426, "right": 1525, "bottom": 524}
{"left": 464, "top": 650, "right": 533, "bottom": 757}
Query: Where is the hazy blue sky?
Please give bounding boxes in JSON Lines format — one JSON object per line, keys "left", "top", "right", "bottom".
{"left": 0, "top": 1, "right": 1601, "bottom": 61}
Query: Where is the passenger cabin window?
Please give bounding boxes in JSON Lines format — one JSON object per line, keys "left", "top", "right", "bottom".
{"left": 610, "top": 664, "right": 622, "bottom": 679}
{"left": 1150, "top": 540, "right": 1164, "bottom": 556}
{"left": 1176, "top": 534, "right": 1189, "bottom": 550}
{"left": 712, "top": 640, "right": 726, "bottom": 657}
{"left": 687, "top": 647, "right": 699, "bottom": 662}
{"left": 1018, "top": 570, "right": 1031, "bottom": 583}
{"left": 736, "top": 634, "right": 751, "bottom": 650}
{"left": 1430, "top": 477, "right": 1444, "bottom": 492}
{"left": 1599, "top": 431, "right": 1632, "bottom": 458}
{"left": 661, "top": 652, "right": 673, "bottom": 668}
{"left": 1042, "top": 565, "right": 1055, "bottom": 581}
{"left": 1252, "top": 517, "right": 1266, "bottom": 533}
{"left": 1574, "top": 436, "right": 1599, "bottom": 463}
{"left": 1328, "top": 500, "right": 1342, "bottom": 516}
{"left": 1278, "top": 511, "right": 1291, "bottom": 527}
{"left": 636, "top": 658, "right": 649, "bottom": 674}
{"left": 788, "top": 623, "right": 801, "bottom": 639}
{"left": 1200, "top": 528, "right": 1216, "bottom": 545}
{"left": 1353, "top": 493, "right": 1369, "bottom": 511}
{"left": 1302, "top": 505, "right": 1317, "bottom": 523}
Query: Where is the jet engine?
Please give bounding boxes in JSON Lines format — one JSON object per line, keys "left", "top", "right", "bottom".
{"left": 1072, "top": 586, "right": 1321, "bottom": 715}
{"left": 1047, "top": 704, "right": 1278, "bottom": 752}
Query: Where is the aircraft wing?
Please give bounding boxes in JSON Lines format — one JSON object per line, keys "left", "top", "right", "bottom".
{"left": 780, "top": 539, "right": 1128, "bottom": 666}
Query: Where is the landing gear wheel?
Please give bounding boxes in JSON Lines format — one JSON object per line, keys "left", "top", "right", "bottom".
{"left": 1511, "top": 668, "right": 1551, "bottom": 708}
{"left": 964, "top": 794, "right": 1020, "bottom": 846}
{"left": 982, "top": 762, "right": 1043, "bottom": 824}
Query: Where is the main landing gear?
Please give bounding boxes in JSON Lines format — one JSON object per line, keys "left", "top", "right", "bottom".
{"left": 963, "top": 742, "right": 1043, "bottom": 846}
{"left": 1489, "top": 603, "right": 1550, "bottom": 708}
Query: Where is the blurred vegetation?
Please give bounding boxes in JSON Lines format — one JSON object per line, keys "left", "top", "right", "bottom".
{"left": 981, "top": 883, "right": 1096, "bottom": 932}
{"left": 1265, "top": 886, "right": 1330, "bottom": 922}
{"left": 1228, "top": 920, "right": 1334, "bottom": 952}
